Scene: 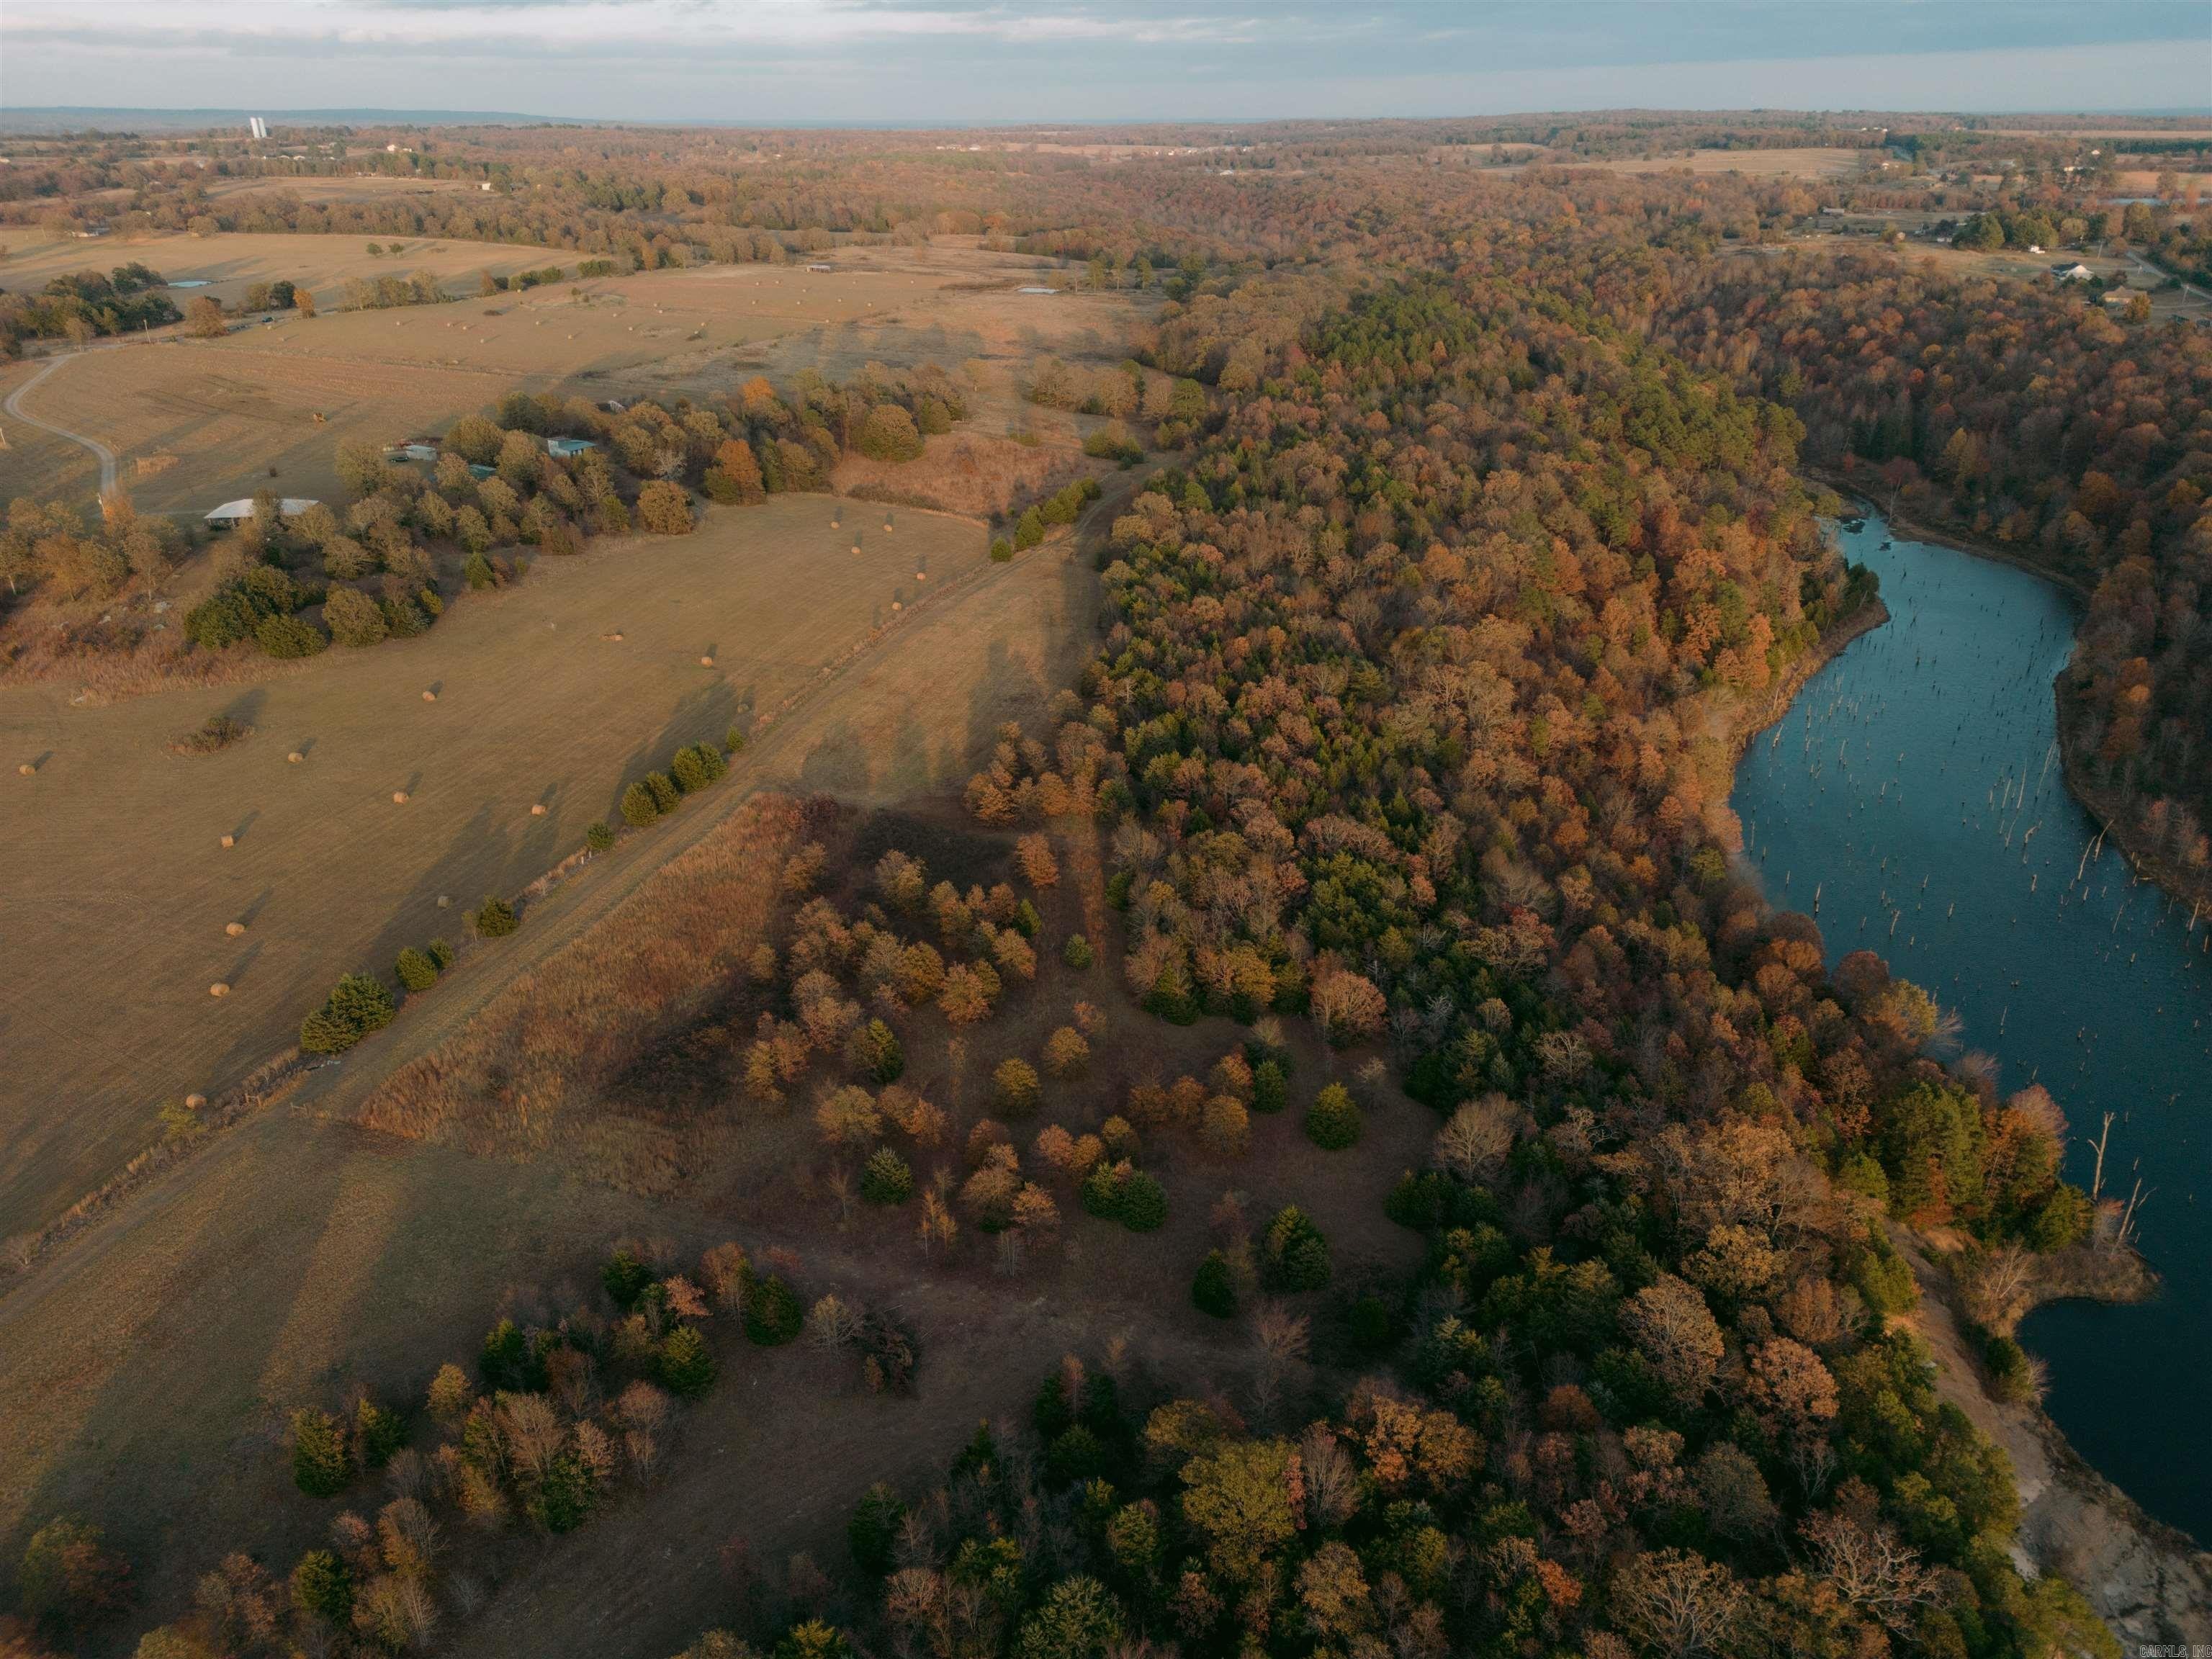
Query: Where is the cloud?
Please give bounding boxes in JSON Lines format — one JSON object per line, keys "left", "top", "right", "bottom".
{"left": 3, "top": 0, "right": 2206, "bottom": 120}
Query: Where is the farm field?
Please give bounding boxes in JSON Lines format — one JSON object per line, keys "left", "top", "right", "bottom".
{"left": 0, "top": 491, "right": 1107, "bottom": 1238}
{"left": 0, "top": 235, "right": 1155, "bottom": 513}
{"left": 0, "top": 230, "right": 570, "bottom": 311}
{"left": 1578, "top": 145, "right": 1871, "bottom": 176}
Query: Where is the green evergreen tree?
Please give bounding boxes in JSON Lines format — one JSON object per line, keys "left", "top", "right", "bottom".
{"left": 290, "top": 1408, "right": 353, "bottom": 1497}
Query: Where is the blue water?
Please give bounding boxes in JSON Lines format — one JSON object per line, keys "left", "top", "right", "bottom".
{"left": 1731, "top": 511, "right": 2212, "bottom": 1544}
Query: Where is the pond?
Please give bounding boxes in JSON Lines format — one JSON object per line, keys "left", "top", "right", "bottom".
{"left": 1730, "top": 508, "right": 2212, "bottom": 1543}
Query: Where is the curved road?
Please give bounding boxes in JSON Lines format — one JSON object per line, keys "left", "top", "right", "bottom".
{"left": 3, "top": 352, "right": 119, "bottom": 496}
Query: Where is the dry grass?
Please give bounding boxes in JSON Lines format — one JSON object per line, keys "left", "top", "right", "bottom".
{"left": 1578, "top": 147, "right": 1870, "bottom": 178}
{"left": 0, "top": 238, "right": 1156, "bottom": 520}
{"left": 359, "top": 793, "right": 827, "bottom": 1184}
{"left": 833, "top": 431, "right": 1092, "bottom": 518}
{"left": 0, "top": 230, "right": 568, "bottom": 313}
{"left": 0, "top": 496, "right": 1001, "bottom": 1235}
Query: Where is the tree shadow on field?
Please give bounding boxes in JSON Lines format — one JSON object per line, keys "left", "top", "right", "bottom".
{"left": 217, "top": 686, "right": 268, "bottom": 731}
{"left": 194, "top": 804, "right": 516, "bottom": 1103}
{"left": 796, "top": 718, "right": 871, "bottom": 797}
{"left": 1, "top": 1108, "right": 667, "bottom": 1632}
{"left": 961, "top": 634, "right": 1050, "bottom": 786}
{"left": 606, "top": 680, "right": 738, "bottom": 821}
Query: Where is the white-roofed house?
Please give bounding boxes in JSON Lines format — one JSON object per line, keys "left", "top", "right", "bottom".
{"left": 204, "top": 498, "right": 318, "bottom": 527}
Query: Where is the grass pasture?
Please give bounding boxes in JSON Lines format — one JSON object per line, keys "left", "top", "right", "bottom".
{"left": 0, "top": 229, "right": 570, "bottom": 313}
{"left": 0, "top": 494, "right": 1057, "bottom": 1236}
{"left": 1581, "top": 145, "right": 1871, "bottom": 177}
{"left": 0, "top": 235, "right": 1157, "bottom": 515}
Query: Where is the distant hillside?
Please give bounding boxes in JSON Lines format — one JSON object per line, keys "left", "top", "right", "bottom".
{"left": 0, "top": 107, "right": 588, "bottom": 135}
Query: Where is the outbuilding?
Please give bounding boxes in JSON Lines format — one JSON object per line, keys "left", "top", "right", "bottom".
{"left": 204, "top": 497, "right": 318, "bottom": 527}
{"left": 545, "top": 436, "right": 597, "bottom": 459}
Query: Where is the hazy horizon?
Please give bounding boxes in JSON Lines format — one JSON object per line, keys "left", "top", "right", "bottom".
{"left": 3, "top": 1, "right": 2208, "bottom": 126}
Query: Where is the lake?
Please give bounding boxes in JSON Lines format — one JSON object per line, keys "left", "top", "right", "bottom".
{"left": 1730, "top": 509, "right": 2212, "bottom": 1544}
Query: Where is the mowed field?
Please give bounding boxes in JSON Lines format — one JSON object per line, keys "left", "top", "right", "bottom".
{"left": 0, "top": 493, "right": 1063, "bottom": 1237}
{"left": 1579, "top": 146, "right": 1871, "bottom": 177}
{"left": 0, "top": 229, "right": 570, "bottom": 312}
{"left": 0, "top": 234, "right": 1155, "bottom": 513}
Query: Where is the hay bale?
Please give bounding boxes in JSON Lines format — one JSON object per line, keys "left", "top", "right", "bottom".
{"left": 699, "top": 655, "right": 715, "bottom": 667}
{"left": 392, "top": 791, "right": 410, "bottom": 804}
{"left": 436, "top": 895, "right": 451, "bottom": 908}
{"left": 421, "top": 690, "right": 437, "bottom": 703}
{"left": 287, "top": 751, "right": 304, "bottom": 764}
{"left": 220, "top": 834, "right": 235, "bottom": 849}
{"left": 884, "top": 520, "right": 895, "bottom": 532}
{"left": 225, "top": 921, "right": 246, "bottom": 937}
{"left": 915, "top": 570, "right": 927, "bottom": 581}
{"left": 16, "top": 763, "right": 32, "bottom": 776}
{"left": 530, "top": 803, "right": 547, "bottom": 816}
{"left": 209, "top": 982, "right": 230, "bottom": 998}
{"left": 184, "top": 1093, "right": 207, "bottom": 1109}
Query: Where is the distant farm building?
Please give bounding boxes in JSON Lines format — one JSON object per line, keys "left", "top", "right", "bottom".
{"left": 204, "top": 497, "right": 318, "bottom": 526}
{"left": 1017, "top": 286, "right": 1059, "bottom": 295}
{"left": 388, "top": 443, "right": 439, "bottom": 463}
{"left": 545, "top": 436, "right": 598, "bottom": 459}
{"left": 2051, "top": 263, "right": 2095, "bottom": 282}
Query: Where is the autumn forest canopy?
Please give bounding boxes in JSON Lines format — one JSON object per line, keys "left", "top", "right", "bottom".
{"left": 2, "top": 108, "right": 2207, "bottom": 1659}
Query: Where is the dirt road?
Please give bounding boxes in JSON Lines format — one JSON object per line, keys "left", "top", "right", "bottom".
{"left": 2, "top": 351, "right": 120, "bottom": 496}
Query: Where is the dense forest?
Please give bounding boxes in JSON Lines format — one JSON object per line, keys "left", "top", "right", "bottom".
{"left": 785, "top": 253, "right": 2102, "bottom": 1659}
{"left": 1665, "top": 253, "right": 2212, "bottom": 886}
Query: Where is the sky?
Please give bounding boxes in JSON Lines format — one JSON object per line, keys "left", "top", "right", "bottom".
{"left": 1, "top": 0, "right": 2207, "bottom": 125}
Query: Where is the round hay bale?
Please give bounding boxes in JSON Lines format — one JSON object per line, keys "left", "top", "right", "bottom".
{"left": 16, "top": 763, "right": 33, "bottom": 776}
{"left": 184, "top": 1093, "right": 207, "bottom": 1110}
{"left": 421, "top": 690, "right": 437, "bottom": 703}
{"left": 220, "top": 834, "right": 235, "bottom": 849}
{"left": 287, "top": 751, "right": 304, "bottom": 764}
{"left": 436, "top": 894, "right": 451, "bottom": 909}
{"left": 530, "top": 803, "right": 547, "bottom": 816}
{"left": 850, "top": 544, "right": 861, "bottom": 555}
{"left": 699, "top": 655, "right": 715, "bottom": 667}
{"left": 884, "top": 521, "right": 894, "bottom": 532}
{"left": 891, "top": 601, "right": 903, "bottom": 612}
{"left": 225, "top": 921, "right": 246, "bottom": 937}
{"left": 209, "top": 982, "right": 230, "bottom": 998}
{"left": 392, "top": 791, "right": 410, "bottom": 804}
{"left": 914, "top": 570, "right": 927, "bottom": 581}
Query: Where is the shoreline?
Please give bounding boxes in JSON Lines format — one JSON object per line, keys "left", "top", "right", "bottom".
{"left": 1723, "top": 516, "right": 2209, "bottom": 1640}
{"left": 1811, "top": 465, "right": 2212, "bottom": 916}
{"left": 1901, "top": 1233, "right": 2212, "bottom": 1645}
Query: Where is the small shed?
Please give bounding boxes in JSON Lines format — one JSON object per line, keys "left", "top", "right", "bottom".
{"left": 467, "top": 463, "right": 496, "bottom": 481}
{"left": 204, "top": 497, "right": 318, "bottom": 527}
{"left": 2051, "top": 263, "right": 2094, "bottom": 282}
{"left": 388, "top": 443, "right": 439, "bottom": 463}
{"left": 545, "top": 436, "right": 597, "bottom": 459}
